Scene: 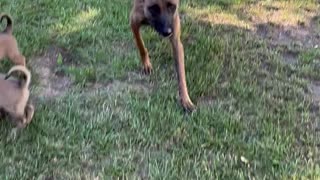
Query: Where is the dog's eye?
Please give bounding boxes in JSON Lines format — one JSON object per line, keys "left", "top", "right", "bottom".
{"left": 167, "top": 3, "right": 176, "bottom": 13}
{"left": 148, "top": 4, "right": 161, "bottom": 16}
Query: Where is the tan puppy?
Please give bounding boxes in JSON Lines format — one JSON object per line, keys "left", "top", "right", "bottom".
{"left": 130, "top": 0, "right": 195, "bottom": 112}
{"left": 0, "top": 14, "right": 26, "bottom": 66}
{"left": 0, "top": 65, "right": 34, "bottom": 128}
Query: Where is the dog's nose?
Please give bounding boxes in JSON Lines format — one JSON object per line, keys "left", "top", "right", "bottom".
{"left": 162, "top": 28, "right": 173, "bottom": 37}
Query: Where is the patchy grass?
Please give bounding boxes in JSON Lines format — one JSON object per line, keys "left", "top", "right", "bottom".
{"left": 0, "top": 0, "right": 319, "bottom": 179}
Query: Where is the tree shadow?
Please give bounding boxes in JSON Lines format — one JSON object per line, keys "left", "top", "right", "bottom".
{"left": 180, "top": 4, "right": 320, "bottom": 101}
{"left": 182, "top": 0, "right": 256, "bottom": 9}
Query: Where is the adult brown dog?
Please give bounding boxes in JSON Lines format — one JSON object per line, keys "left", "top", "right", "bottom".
{"left": 0, "top": 65, "right": 34, "bottom": 129}
{"left": 0, "top": 14, "right": 26, "bottom": 66}
{"left": 130, "top": 0, "right": 195, "bottom": 111}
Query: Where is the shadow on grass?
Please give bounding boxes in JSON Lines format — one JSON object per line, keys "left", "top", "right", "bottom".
{"left": 183, "top": 0, "right": 255, "bottom": 9}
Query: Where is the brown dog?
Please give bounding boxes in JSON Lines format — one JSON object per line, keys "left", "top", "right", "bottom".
{"left": 130, "top": 0, "right": 195, "bottom": 111}
{"left": 0, "top": 65, "right": 34, "bottom": 128}
{"left": 0, "top": 14, "right": 26, "bottom": 66}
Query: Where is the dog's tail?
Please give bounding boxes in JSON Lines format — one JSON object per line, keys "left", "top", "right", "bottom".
{"left": 5, "top": 65, "right": 31, "bottom": 88}
{"left": 0, "top": 13, "right": 13, "bottom": 34}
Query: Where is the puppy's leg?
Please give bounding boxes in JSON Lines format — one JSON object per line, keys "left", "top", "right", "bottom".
{"left": 6, "top": 114, "right": 25, "bottom": 141}
{"left": 11, "top": 114, "right": 27, "bottom": 129}
{"left": 6, "top": 104, "right": 34, "bottom": 141}
{"left": 6, "top": 38, "right": 26, "bottom": 66}
{"left": 10, "top": 54, "right": 26, "bottom": 66}
{"left": 170, "top": 16, "right": 195, "bottom": 112}
{"left": 130, "top": 17, "right": 152, "bottom": 74}
{"left": 14, "top": 54, "right": 26, "bottom": 66}
{"left": 25, "top": 104, "right": 34, "bottom": 124}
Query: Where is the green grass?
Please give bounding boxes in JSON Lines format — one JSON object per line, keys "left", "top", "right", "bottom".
{"left": 0, "top": 0, "right": 319, "bottom": 179}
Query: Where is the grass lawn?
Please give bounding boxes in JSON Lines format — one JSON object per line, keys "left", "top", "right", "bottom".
{"left": 0, "top": 0, "right": 319, "bottom": 179}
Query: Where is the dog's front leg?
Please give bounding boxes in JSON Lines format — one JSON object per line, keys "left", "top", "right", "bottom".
{"left": 170, "top": 16, "right": 195, "bottom": 112}
{"left": 130, "top": 19, "right": 153, "bottom": 74}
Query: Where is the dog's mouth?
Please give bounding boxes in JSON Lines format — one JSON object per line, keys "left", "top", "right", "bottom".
{"left": 160, "top": 29, "right": 173, "bottom": 37}
{"left": 147, "top": 19, "right": 173, "bottom": 38}
{"left": 154, "top": 27, "right": 173, "bottom": 38}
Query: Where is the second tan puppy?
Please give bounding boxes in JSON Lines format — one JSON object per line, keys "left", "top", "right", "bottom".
{"left": 0, "top": 14, "right": 26, "bottom": 66}
{"left": 0, "top": 65, "right": 34, "bottom": 128}
{"left": 130, "top": 0, "right": 195, "bottom": 112}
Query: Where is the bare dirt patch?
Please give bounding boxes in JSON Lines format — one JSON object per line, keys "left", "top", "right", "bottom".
{"left": 255, "top": 22, "right": 320, "bottom": 48}
{"left": 308, "top": 81, "right": 320, "bottom": 103}
{"left": 240, "top": 2, "right": 320, "bottom": 104}
{"left": 30, "top": 44, "right": 152, "bottom": 102}
{"left": 30, "top": 46, "right": 72, "bottom": 99}
{"left": 281, "top": 50, "right": 299, "bottom": 65}
{"left": 239, "top": 2, "right": 320, "bottom": 65}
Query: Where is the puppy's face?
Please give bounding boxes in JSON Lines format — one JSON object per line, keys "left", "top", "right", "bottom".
{"left": 144, "top": 0, "right": 179, "bottom": 37}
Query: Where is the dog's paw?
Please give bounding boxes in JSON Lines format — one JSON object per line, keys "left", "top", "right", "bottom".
{"left": 181, "top": 98, "right": 196, "bottom": 113}
{"left": 142, "top": 63, "right": 153, "bottom": 75}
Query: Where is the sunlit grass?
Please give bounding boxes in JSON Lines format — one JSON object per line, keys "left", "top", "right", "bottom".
{"left": 184, "top": 1, "right": 319, "bottom": 29}
{"left": 186, "top": 6, "right": 251, "bottom": 29}
{"left": 52, "top": 8, "right": 100, "bottom": 35}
